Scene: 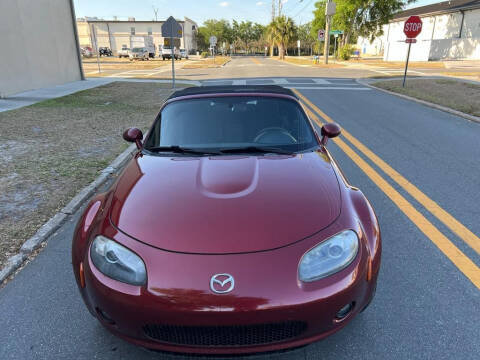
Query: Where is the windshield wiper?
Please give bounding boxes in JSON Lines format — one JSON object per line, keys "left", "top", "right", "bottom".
{"left": 219, "top": 146, "right": 294, "bottom": 155}
{"left": 145, "top": 146, "right": 221, "bottom": 155}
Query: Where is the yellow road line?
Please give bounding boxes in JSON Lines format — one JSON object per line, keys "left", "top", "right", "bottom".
{"left": 251, "top": 57, "right": 261, "bottom": 65}
{"left": 294, "top": 88, "right": 480, "bottom": 257}
{"left": 301, "top": 105, "right": 480, "bottom": 289}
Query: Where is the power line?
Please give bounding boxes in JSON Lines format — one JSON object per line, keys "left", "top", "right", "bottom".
{"left": 291, "top": 0, "right": 314, "bottom": 19}
{"left": 283, "top": 0, "right": 304, "bottom": 14}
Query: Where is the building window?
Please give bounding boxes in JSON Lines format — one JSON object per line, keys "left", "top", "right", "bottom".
{"left": 131, "top": 27, "right": 135, "bottom": 35}
{"left": 148, "top": 27, "right": 152, "bottom": 35}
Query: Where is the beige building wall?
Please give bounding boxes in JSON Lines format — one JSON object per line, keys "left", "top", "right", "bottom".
{"left": 0, "top": 0, "right": 82, "bottom": 97}
{"left": 77, "top": 18, "right": 198, "bottom": 55}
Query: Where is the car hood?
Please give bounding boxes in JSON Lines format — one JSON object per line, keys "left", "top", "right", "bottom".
{"left": 110, "top": 151, "right": 341, "bottom": 254}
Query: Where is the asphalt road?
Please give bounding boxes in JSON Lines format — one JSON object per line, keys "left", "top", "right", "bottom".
{"left": 83, "top": 55, "right": 480, "bottom": 80}
{"left": 1, "top": 57, "right": 479, "bottom": 359}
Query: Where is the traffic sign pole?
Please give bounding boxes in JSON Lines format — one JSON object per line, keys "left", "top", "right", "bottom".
{"left": 324, "top": 15, "right": 330, "bottom": 64}
{"left": 171, "top": 27, "right": 175, "bottom": 89}
{"left": 402, "top": 16, "right": 423, "bottom": 88}
{"left": 333, "top": 35, "right": 337, "bottom": 62}
{"left": 403, "top": 41, "right": 411, "bottom": 88}
{"left": 162, "top": 16, "right": 183, "bottom": 89}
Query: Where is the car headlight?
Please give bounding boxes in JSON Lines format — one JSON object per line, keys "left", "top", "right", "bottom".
{"left": 90, "top": 236, "right": 146, "bottom": 285}
{"left": 298, "top": 230, "right": 359, "bottom": 282}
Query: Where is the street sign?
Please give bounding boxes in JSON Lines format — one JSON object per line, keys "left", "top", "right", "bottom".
{"left": 329, "top": 30, "right": 343, "bottom": 35}
{"left": 403, "top": 16, "right": 422, "bottom": 39}
{"left": 402, "top": 16, "right": 422, "bottom": 88}
{"left": 318, "top": 29, "right": 325, "bottom": 41}
{"left": 325, "top": 1, "right": 336, "bottom": 16}
{"left": 161, "top": 16, "right": 182, "bottom": 38}
{"left": 209, "top": 36, "right": 217, "bottom": 46}
{"left": 162, "top": 16, "right": 183, "bottom": 89}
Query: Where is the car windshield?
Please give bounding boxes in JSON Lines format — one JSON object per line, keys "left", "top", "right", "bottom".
{"left": 144, "top": 96, "right": 317, "bottom": 154}
{"left": 132, "top": 48, "right": 143, "bottom": 52}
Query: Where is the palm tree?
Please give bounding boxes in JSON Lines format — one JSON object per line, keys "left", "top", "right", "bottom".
{"left": 267, "top": 16, "right": 296, "bottom": 60}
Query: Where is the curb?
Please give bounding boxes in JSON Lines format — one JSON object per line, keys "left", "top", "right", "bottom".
{"left": 357, "top": 78, "right": 480, "bottom": 124}
{"left": 0, "top": 143, "right": 137, "bottom": 285}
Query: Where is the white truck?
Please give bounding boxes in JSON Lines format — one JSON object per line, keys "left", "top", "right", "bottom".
{"left": 118, "top": 45, "right": 130, "bottom": 58}
{"left": 130, "top": 36, "right": 155, "bottom": 58}
{"left": 160, "top": 38, "right": 181, "bottom": 60}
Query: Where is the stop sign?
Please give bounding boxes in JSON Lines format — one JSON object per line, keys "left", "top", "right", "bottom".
{"left": 404, "top": 16, "right": 423, "bottom": 38}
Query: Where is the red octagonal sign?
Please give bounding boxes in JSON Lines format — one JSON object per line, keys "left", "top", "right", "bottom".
{"left": 404, "top": 15, "right": 423, "bottom": 38}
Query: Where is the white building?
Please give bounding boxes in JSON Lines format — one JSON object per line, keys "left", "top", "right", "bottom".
{"left": 357, "top": 0, "right": 480, "bottom": 61}
{"left": 0, "top": 0, "right": 83, "bottom": 98}
{"left": 77, "top": 17, "right": 198, "bottom": 55}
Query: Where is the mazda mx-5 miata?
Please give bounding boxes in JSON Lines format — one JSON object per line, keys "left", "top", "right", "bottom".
{"left": 72, "top": 85, "right": 381, "bottom": 354}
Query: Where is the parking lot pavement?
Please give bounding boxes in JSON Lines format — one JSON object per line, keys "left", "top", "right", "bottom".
{"left": 1, "top": 75, "right": 479, "bottom": 359}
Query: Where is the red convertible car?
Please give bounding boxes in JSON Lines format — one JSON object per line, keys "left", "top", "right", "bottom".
{"left": 72, "top": 85, "right": 381, "bottom": 354}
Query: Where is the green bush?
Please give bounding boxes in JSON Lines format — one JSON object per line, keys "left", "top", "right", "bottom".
{"left": 201, "top": 51, "right": 209, "bottom": 58}
{"left": 339, "top": 44, "right": 355, "bottom": 60}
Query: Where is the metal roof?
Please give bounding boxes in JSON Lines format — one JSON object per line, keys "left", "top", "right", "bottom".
{"left": 168, "top": 85, "right": 298, "bottom": 100}
{"left": 393, "top": 0, "right": 480, "bottom": 20}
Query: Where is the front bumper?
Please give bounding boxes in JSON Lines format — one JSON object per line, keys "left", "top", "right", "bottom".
{"left": 75, "top": 220, "right": 380, "bottom": 355}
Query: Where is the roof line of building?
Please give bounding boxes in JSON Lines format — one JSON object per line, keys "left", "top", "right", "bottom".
{"left": 392, "top": 0, "right": 480, "bottom": 21}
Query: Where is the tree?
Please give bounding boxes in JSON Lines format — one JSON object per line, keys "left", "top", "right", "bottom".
{"left": 311, "top": 0, "right": 416, "bottom": 46}
{"left": 267, "top": 16, "right": 297, "bottom": 60}
{"left": 232, "top": 21, "right": 264, "bottom": 54}
{"left": 197, "top": 19, "right": 233, "bottom": 51}
{"left": 298, "top": 22, "right": 316, "bottom": 55}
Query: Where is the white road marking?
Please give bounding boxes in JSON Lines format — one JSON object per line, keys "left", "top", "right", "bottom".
{"left": 272, "top": 78, "right": 289, "bottom": 84}
{"left": 312, "top": 79, "right": 332, "bottom": 84}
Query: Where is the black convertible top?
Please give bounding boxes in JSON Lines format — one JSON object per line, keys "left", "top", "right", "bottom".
{"left": 168, "top": 85, "right": 297, "bottom": 100}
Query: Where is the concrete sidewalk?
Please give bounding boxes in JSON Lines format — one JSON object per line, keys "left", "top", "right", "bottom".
{"left": 0, "top": 78, "right": 202, "bottom": 112}
{"left": 0, "top": 78, "right": 114, "bottom": 112}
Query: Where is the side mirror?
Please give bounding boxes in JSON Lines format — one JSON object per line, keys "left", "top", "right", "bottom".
{"left": 123, "top": 128, "right": 143, "bottom": 149}
{"left": 320, "top": 123, "right": 341, "bottom": 146}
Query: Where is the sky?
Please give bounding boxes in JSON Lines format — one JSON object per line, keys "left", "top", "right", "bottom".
{"left": 73, "top": 0, "right": 442, "bottom": 26}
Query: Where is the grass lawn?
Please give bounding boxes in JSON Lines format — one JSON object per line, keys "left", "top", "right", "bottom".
{"left": 0, "top": 81, "right": 190, "bottom": 268}
{"left": 82, "top": 58, "right": 170, "bottom": 71}
{"left": 373, "top": 78, "right": 480, "bottom": 117}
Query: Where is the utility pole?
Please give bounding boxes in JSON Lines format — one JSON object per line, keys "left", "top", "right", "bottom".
{"left": 278, "top": 0, "right": 282, "bottom": 16}
{"left": 324, "top": 1, "right": 336, "bottom": 64}
{"left": 271, "top": 0, "right": 276, "bottom": 21}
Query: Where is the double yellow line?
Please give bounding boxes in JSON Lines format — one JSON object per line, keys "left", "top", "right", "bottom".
{"left": 292, "top": 88, "right": 480, "bottom": 290}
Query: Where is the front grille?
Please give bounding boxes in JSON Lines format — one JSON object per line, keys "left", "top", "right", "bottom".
{"left": 143, "top": 321, "right": 307, "bottom": 347}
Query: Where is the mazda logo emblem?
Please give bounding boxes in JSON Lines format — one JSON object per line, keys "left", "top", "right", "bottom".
{"left": 210, "top": 273, "right": 234, "bottom": 294}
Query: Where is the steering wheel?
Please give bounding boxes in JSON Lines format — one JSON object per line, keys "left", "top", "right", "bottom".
{"left": 253, "top": 127, "right": 297, "bottom": 144}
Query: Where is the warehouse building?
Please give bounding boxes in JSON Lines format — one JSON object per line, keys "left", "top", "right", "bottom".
{"left": 357, "top": 0, "right": 480, "bottom": 61}
{"left": 76, "top": 17, "right": 198, "bottom": 55}
{"left": 0, "top": 0, "right": 83, "bottom": 98}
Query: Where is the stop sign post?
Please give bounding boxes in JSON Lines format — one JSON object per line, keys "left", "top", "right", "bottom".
{"left": 402, "top": 16, "right": 423, "bottom": 87}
